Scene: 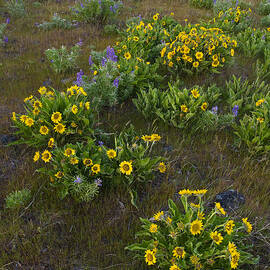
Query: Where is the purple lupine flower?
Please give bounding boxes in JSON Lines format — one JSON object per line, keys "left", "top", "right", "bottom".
{"left": 211, "top": 106, "right": 218, "bottom": 115}
{"left": 262, "top": 35, "right": 265, "bottom": 40}
{"left": 138, "top": 14, "right": 142, "bottom": 20}
{"left": 94, "top": 178, "right": 102, "bottom": 187}
{"left": 232, "top": 105, "right": 239, "bottom": 117}
{"left": 101, "top": 57, "right": 107, "bottom": 66}
{"left": 235, "top": 0, "right": 238, "bottom": 6}
{"left": 106, "top": 46, "right": 117, "bottom": 62}
{"left": 3, "top": 36, "right": 8, "bottom": 43}
{"left": 74, "top": 176, "right": 82, "bottom": 183}
{"left": 89, "top": 55, "right": 93, "bottom": 66}
{"left": 98, "top": 0, "right": 101, "bottom": 4}
{"left": 98, "top": 141, "right": 104, "bottom": 146}
{"left": 110, "top": 5, "right": 114, "bottom": 12}
{"left": 80, "top": 2, "right": 84, "bottom": 8}
{"left": 6, "top": 18, "right": 10, "bottom": 24}
{"left": 74, "top": 69, "right": 84, "bottom": 86}
{"left": 113, "top": 77, "right": 119, "bottom": 88}
{"left": 76, "top": 39, "right": 83, "bottom": 46}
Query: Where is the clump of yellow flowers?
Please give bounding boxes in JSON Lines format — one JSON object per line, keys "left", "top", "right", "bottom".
{"left": 126, "top": 189, "right": 258, "bottom": 269}
{"left": 11, "top": 85, "right": 94, "bottom": 149}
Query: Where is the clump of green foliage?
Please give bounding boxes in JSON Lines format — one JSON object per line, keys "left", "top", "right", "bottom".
{"left": 126, "top": 189, "right": 259, "bottom": 269}
{"left": 45, "top": 45, "right": 81, "bottom": 73}
{"left": 5, "top": 0, "right": 26, "bottom": 17}
{"left": 71, "top": 0, "right": 123, "bottom": 24}
{"left": 39, "top": 127, "right": 165, "bottom": 207}
{"left": 258, "top": 0, "right": 270, "bottom": 16}
{"left": 5, "top": 189, "right": 31, "bottom": 209}
{"left": 0, "top": 23, "right": 7, "bottom": 45}
{"left": 37, "top": 14, "right": 76, "bottom": 30}
{"left": 133, "top": 83, "right": 233, "bottom": 133}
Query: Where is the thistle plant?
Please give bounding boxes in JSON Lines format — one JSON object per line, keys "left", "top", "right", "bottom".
{"left": 45, "top": 44, "right": 81, "bottom": 73}
{"left": 126, "top": 189, "right": 259, "bottom": 269}
{"left": 11, "top": 85, "right": 94, "bottom": 149}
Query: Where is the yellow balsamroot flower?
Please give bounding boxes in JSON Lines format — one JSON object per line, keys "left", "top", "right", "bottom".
{"left": 215, "top": 202, "right": 226, "bottom": 215}
{"left": 210, "top": 231, "right": 224, "bottom": 245}
{"left": 85, "top": 102, "right": 90, "bottom": 110}
{"left": 158, "top": 162, "right": 166, "bottom": 173}
{"left": 267, "top": 27, "right": 270, "bottom": 32}
{"left": 20, "top": 115, "right": 28, "bottom": 123}
{"left": 212, "top": 54, "right": 218, "bottom": 61}
{"left": 153, "top": 13, "right": 159, "bottom": 21}
{"left": 70, "top": 157, "right": 79, "bottom": 165}
{"left": 193, "top": 189, "right": 207, "bottom": 195}
{"left": 48, "top": 138, "right": 54, "bottom": 148}
{"left": 151, "top": 134, "right": 161, "bottom": 141}
{"left": 242, "top": 217, "right": 252, "bottom": 233}
{"left": 71, "top": 105, "right": 78, "bottom": 114}
{"left": 41, "top": 150, "right": 52, "bottom": 163}
{"left": 122, "top": 45, "right": 127, "bottom": 50}
{"left": 161, "top": 47, "right": 167, "bottom": 57}
{"left": 119, "top": 161, "right": 133, "bottom": 175}
{"left": 197, "top": 211, "right": 205, "bottom": 220}
{"left": 149, "top": 223, "right": 158, "bottom": 233}
{"left": 230, "top": 251, "right": 240, "bottom": 269}
{"left": 33, "top": 100, "right": 42, "bottom": 108}
{"left": 51, "top": 112, "right": 62, "bottom": 123}
{"left": 235, "top": 17, "right": 239, "bottom": 23}
{"left": 93, "top": 70, "right": 98, "bottom": 76}
{"left": 168, "top": 61, "right": 174, "bottom": 67}
{"left": 40, "top": 125, "right": 49, "bottom": 135}
{"left": 212, "top": 60, "right": 220, "bottom": 67}
{"left": 195, "top": 51, "right": 203, "bottom": 60}
{"left": 71, "top": 122, "right": 77, "bottom": 128}
{"left": 166, "top": 216, "right": 172, "bottom": 224}
{"left": 24, "top": 95, "right": 33, "bottom": 103}
{"left": 38, "top": 86, "right": 47, "bottom": 95}
{"left": 169, "top": 265, "right": 180, "bottom": 270}
{"left": 107, "top": 149, "right": 117, "bottom": 159}
{"left": 256, "top": 99, "right": 264, "bottom": 106}
{"left": 181, "top": 104, "right": 188, "bottom": 113}
{"left": 153, "top": 211, "right": 164, "bottom": 221}
{"left": 91, "top": 164, "right": 101, "bottom": 174}
{"left": 133, "top": 36, "right": 139, "bottom": 41}
{"left": 172, "top": 246, "right": 186, "bottom": 259}
{"left": 83, "top": 158, "right": 93, "bottom": 166}
{"left": 190, "top": 255, "right": 200, "bottom": 265}
{"left": 124, "top": 52, "right": 131, "bottom": 60}
{"left": 191, "top": 88, "right": 200, "bottom": 98}
{"left": 12, "top": 112, "right": 16, "bottom": 121}
{"left": 55, "top": 171, "right": 64, "bottom": 178}
{"left": 25, "top": 117, "right": 35, "bottom": 127}
{"left": 178, "top": 189, "right": 193, "bottom": 196}
{"left": 257, "top": 117, "right": 264, "bottom": 123}
{"left": 231, "top": 48, "right": 235, "bottom": 56}
{"left": 201, "top": 102, "right": 208, "bottom": 111}
{"left": 228, "top": 242, "right": 237, "bottom": 254}
{"left": 193, "top": 61, "right": 199, "bottom": 68}
{"left": 167, "top": 51, "right": 173, "bottom": 60}
{"left": 145, "top": 249, "right": 156, "bottom": 265}
{"left": 79, "top": 102, "right": 83, "bottom": 108}
{"left": 32, "top": 107, "right": 40, "bottom": 116}
{"left": 225, "top": 220, "right": 235, "bottom": 235}
{"left": 54, "top": 123, "right": 66, "bottom": 134}
{"left": 33, "top": 151, "right": 40, "bottom": 162}
{"left": 190, "top": 219, "right": 203, "bottom": 235}
{"left": 64, "top": 148, "right": 75, "bottom": 157}
{"left": 142, "top": 135, "right": 152, "bottom": 142}
{"left": 190, "top": 203, "right": 200, "bottom": 208}
{"left": 169, "top": 230, "right": 178, "bottom": 239}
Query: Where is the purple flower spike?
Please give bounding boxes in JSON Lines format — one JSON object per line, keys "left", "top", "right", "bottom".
{"left": 113, "top": 77, "right": 119, "bottom": 88}
{"left": 232, "top": 105, "right": 239, "bottom": 117}
{"left": 74, "top": 176, "right": 82, "bottom": 183}
{"left": 211, "top": 106, "right": 218, "bottom": 115}
{"left": 89, "top": 55, "right": 93, "bottom": 66}
{"left": 94, "top": 178, "right": 102, "bottom": 187}
{"left": 98, "top": 141, "right": 104, "bottom": 146}
{"left": 106, "top": 46, "right": 118, "bottom": 62}
{"left": 6, "top": 18, "right": 10, "bottom": 24}
{"left": 101, "top": 57, "right": 107, "bottom": 66}
{"left": 74, "top": 69, "right": 84, "bottom": 86}
{"left": 3, "top": 36, "right": 8, "bottom": 43}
